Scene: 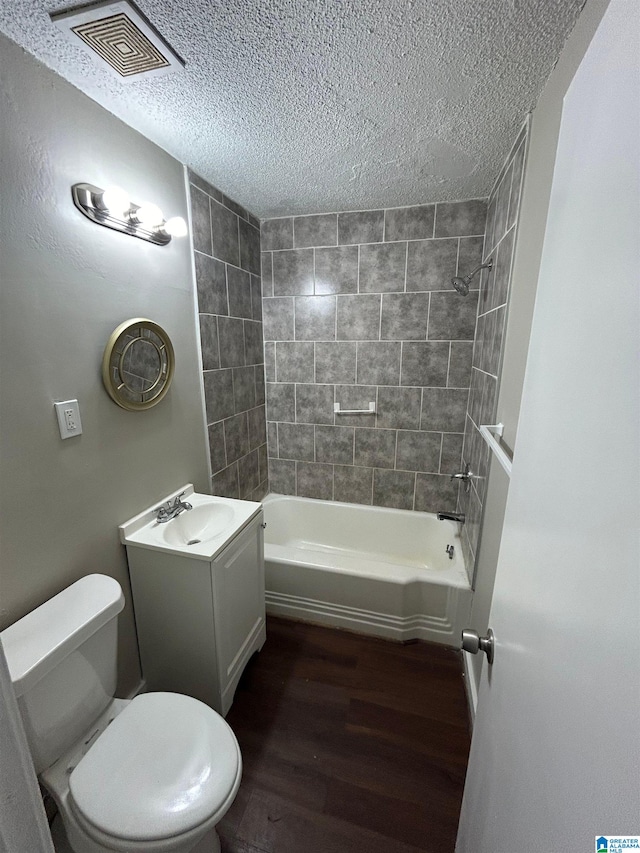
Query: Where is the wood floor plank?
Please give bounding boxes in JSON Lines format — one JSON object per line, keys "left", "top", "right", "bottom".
{"left": 224, "top": 617, "right": 471, "bottom": 853}
{"left": 346, "top": 698, "right": 470, "bottom": 767}
{"left": 349, "top": 682, "right": 470, "bottom": 729}
{"left": 324, "top": 777, "right": 461, "bottom": 852}
{"left": 234, "top": 731, "right": 329, "bottom": 812}
{"left": 233, "top": 788, "right": 429, "bottom": 853}
{"left": 218, "top": 784, "right": 252, "bottom": 842}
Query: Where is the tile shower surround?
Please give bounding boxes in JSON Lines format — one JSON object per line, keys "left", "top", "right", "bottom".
{"left": 261, "top": 199, "right": 487, "bottom": 513}
{"left": 188, "top": 170, "right": 267, "bottom": 501}
{"left": 458, "top": 121, "right": 529, "bottom": 573}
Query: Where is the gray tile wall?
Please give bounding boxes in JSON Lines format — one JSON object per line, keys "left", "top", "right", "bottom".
{"left": 261, "top": 199, "right": 487, "bottom": 513}
{"left": 188, "top": 170, "right": 267, "bottom": 500}
{"left": 458, "top": 121, "right": 529, "bottom": 572}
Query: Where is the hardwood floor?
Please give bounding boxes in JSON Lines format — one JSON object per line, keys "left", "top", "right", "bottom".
{"left": 220, "top": 617, "right": 471, "bottom": 853}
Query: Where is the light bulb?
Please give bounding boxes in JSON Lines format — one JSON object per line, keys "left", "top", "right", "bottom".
{"left": 99, "top": 185, "right": 130, "bottom": 217}
{"left": 163, "top": 216, "right": 188, "bottom": 238}
{"left": 134, "top": 202, "right": 164, "bottom": 228}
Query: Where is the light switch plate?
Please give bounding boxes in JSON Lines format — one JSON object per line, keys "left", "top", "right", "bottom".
{"left": 54, "top": 399, "right": 83, "bottom": 439}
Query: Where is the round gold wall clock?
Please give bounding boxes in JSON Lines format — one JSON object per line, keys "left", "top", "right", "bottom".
{"left": 102, "top": 318, "right": 175, "bottom": 411}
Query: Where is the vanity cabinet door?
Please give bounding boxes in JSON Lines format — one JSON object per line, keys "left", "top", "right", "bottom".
{"left": 126, "top": 547, "right": 220, "bottom": 709}
{"left": 212, "top": 512, "right": 265, "bottom": 710}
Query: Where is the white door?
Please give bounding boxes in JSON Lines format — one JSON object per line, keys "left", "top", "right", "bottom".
{"left": 456, "top": 1, "right": 640, "bottom": 851}
{"left": 0, "top": 641, "right": 55, "bottom": 853}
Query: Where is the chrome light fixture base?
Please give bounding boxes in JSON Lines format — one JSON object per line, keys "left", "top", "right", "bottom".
{"left": 71, "top": 183, "right": 172, "bottom": 245}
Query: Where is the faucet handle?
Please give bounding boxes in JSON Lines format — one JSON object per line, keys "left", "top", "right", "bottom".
{"left": 450, "top": 462, "right": 473, "bottom": 492}
{"left": 174, "top": 491, "right": 192, "bottom": 511}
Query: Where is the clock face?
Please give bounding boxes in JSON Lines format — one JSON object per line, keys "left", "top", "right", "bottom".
{"left": 102, "top": 318, "right": 175, "bottom": 411}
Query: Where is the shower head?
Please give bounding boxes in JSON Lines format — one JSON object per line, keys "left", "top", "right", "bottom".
{"left": 451, "top": 276, "right": 471, "bottom": 297}
{"left": 451, "top": 260, "right": 493, "bottom": 296}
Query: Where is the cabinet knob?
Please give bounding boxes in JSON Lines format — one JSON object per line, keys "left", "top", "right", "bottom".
{"left": 260, "top": 522, "right": 267, "bottom": 529}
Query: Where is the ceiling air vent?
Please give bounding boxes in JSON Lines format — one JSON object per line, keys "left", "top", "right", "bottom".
{"left": 50, "top": 1, "right": 184, "bottom": 82}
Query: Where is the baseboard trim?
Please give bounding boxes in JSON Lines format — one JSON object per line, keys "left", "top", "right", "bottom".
{"left": 265, "top": 590, "right": 458, "bottom": 645}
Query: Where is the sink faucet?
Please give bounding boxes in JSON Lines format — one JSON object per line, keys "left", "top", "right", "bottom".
{"left": 154, "top": 492, "right": 193, "bottom": 523}
{"left": 437, "top": 512, "right": 465, "bottom": 524}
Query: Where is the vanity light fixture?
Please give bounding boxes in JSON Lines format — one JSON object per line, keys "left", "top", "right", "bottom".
{"left": 71, "top": 183, "right": 188, "bottom": 246}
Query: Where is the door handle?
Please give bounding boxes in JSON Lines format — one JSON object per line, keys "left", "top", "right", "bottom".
{"left": 461, "top": 628, "right": 495, "bottom": 665}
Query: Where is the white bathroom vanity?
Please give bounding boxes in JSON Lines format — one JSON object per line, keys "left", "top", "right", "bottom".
{"left": 120, "top": 485, "right": 266, "bottom": 716}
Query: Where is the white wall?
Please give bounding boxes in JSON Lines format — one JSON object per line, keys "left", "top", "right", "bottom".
{"left": 0, "top": 36, "right": 210, "bottom": 695}
{"left": 465, "top": 0, "right": 611, "bottom": 696}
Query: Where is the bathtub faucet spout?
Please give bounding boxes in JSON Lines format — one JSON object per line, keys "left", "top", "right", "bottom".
{"left": 437, "top": 512, "right": 465, "bottom": 524}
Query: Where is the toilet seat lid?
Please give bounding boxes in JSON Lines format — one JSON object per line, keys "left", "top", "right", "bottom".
{"left": 69, "top": 692, "right": 240, "bottom": 842}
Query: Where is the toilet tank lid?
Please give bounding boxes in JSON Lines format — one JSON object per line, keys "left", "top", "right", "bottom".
{"left": 1, "top": 574, "right": 124, "bottom": 697}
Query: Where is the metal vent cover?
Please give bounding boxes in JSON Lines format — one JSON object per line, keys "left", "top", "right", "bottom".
{"left": 51, "top": 1, "right": 184, "bottom": 82}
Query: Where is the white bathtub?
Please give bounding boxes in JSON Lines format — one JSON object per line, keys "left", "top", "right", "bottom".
{"left": 263, "top": 494, "right": 471, "bottom": 646}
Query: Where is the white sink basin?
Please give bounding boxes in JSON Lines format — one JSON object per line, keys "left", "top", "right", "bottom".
{"left": 161, "top": 503, "right": 235, "bottom": 547}
{"left": 119, "top": 485, "right": 262, "bottom": 560}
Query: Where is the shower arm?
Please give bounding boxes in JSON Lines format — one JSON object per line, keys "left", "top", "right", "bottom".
{"left": 463, "top": 261, "right": 493, "bottom": 284}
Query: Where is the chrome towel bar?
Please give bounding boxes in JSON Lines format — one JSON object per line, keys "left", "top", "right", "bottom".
{"left": 479, "top": 423, "right": 513, "bottom": 477}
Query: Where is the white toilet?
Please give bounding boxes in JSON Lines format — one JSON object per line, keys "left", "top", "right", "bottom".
{"left": 1, "top": 574, "right": 242, "bottom": 853}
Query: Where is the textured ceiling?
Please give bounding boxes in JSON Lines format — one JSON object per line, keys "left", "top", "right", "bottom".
{"left": 0, "top": 0, "right": 585, "bottom": 217}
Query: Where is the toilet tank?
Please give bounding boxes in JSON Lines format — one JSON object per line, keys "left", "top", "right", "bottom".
{"left": 0, "top": 574, "right": 125, "bottom": 774}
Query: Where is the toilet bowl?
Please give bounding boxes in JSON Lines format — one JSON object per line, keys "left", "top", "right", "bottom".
{"left": 44, "top": 692, "right": 241, "bottom": 853}
{"left": 1, "top": 574, "right": 242, "bottom": 853}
